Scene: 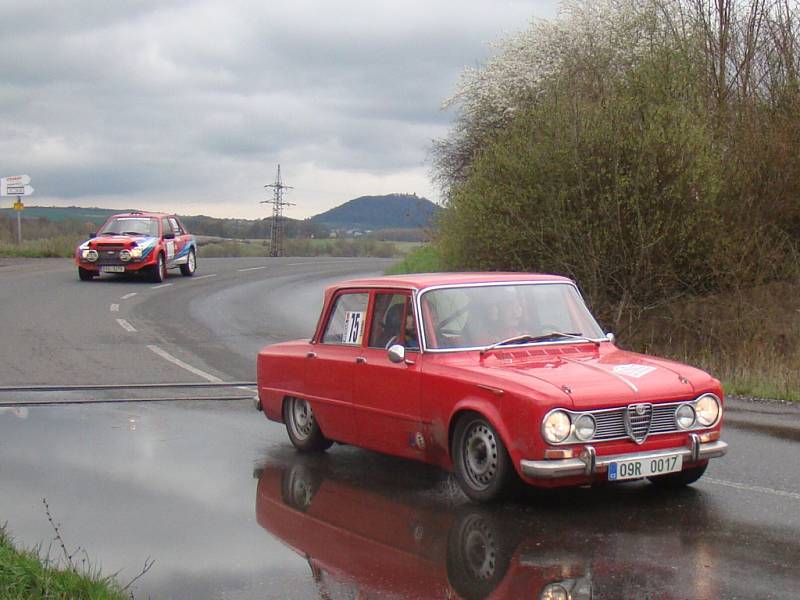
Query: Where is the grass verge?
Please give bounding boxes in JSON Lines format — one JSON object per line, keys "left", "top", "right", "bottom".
{"left": 385, "top": 244, "right": 443, "bottom": 274}
{"left": 0, "top": 236, "right": 81, "bottom": 258}
{"left": 0, "top": 525, "right": 129, "bottom": 600}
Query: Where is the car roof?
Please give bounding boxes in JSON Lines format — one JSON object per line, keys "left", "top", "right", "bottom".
{"left": 328, "top": 272, "right": 573, "bottom": 293}
{"left": 108, "top": 211, "right": 174, "bottom": 219}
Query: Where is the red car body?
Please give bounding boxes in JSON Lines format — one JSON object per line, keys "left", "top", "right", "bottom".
{"left": 75, "top": 211, "right": 197, "bottom": 281}
{"left": 256, "top": 273, "right": 727, "bottom": 501}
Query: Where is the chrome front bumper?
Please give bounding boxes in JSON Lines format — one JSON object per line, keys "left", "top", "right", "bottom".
{"left": 520, "top": 434, "right": 728, "bottom": 479}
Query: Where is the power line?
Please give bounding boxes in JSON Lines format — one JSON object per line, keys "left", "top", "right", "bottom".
{"left": 261, "top": 164, "right": 294, "bottom": 257}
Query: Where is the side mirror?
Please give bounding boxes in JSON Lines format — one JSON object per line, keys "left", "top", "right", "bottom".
{"left": 606, "top": 332, "right": 615, "bottom": 344}
{"left": 163, "top": 232, "right": 175, "bottom": 240}
{"left": 387, "top": 344, "right": 405, "bottom": 363}
{"left": 89, "top": 232, "right": 96, "bottom": 239}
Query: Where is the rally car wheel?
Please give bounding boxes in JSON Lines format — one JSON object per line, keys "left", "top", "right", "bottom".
{"left": 152, "top": 253, "right": 167, "bottom": 283}
{"left": 78, "top": 268, "right": 95, "bottom": 281}
{"left": 648, "top": 462, "right": 708, "bottom": 487}
{"left": 180, "top": 248, "right": 196, "bottom": 276}
{"left": 452, "top": 414, "right": 515, "bottom": 503}
{"left": 284, "top": 397, "right": 333, "bottom": 452}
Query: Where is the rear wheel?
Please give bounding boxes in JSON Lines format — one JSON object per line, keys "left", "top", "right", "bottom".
{"left": 648, "top": 462, "right": 708, "bottom": 487}
{"left": 283, "top": 397, "right": 332, "bottom": 452}
{"left": 452, "top": 414, "right": 515, "bottom": 503}
{"left": 151, "top": 253, "right": 167, "bottom": 283}
{"left": 78, "top": 267, "right": 95, "bottom": 281}
{"left": 180, "top": 248, "right": 196, "bottom": 276}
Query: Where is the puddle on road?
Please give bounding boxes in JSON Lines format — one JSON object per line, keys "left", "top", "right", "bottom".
{"left": 1, "top": 404, "right": 799, "bottom": 599}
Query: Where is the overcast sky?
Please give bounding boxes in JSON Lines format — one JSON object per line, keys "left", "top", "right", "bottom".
{"left": 0, "top": 1, "right": 558, "bottom": 219}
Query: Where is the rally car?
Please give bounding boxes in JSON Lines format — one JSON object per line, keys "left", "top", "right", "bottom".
{"left": 76, "top": 211, "right": 197, "bottom": 282}
{"left": 255, "top": 273, "right": 728, "bottom": 503}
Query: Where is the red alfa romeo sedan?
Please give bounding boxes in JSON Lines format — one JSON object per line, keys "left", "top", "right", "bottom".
{"left": 255, "top": 273, "right": 728, "bottom": 502}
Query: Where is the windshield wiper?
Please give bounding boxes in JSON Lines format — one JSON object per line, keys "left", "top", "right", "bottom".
{"left": 121, "top": 231, "right": 145, "bottom": 236}
{"left": 480, "top": 331, "right": 595, "bottom": 354}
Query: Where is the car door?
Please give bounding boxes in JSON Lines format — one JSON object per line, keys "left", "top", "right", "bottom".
{"left": 161, "top": 217, "right": 177, "bottom": 266}
{"left": 303, "top": 291, "right": 369, "bottom": 444}
{"left": 168, "top": 216, "right": 188, "bottom": 263}
{"left": 353, "top": 291, "right": 423, "bottom": 459}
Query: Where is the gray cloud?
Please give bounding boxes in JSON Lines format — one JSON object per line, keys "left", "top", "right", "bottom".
{"left": 0, "top": 0, "right": 558, "bottom": 218}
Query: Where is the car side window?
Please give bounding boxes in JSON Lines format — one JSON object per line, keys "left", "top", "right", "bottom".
{"left": 161, "top": 218, "right": 173, "bottom": 237}
{"left": 368, "top": 293, "right": 419, "bottom": 351}
{"left": 322, "top": 293, "right": 369, "bottom": 345}
{"left": 169, "top": 217, "right": 183, "bottom": 235}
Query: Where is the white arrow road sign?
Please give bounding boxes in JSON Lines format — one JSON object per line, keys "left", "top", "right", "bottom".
{"left": 1, "top": 184, "right": 34, "bottom": 197}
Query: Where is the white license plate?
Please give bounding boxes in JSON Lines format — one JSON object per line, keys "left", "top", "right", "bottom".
{"left": 100, "top": 265, "right": 125, "bottom": 273}
{"left": 608, "top": 453, "right": 683, "bottom": 481}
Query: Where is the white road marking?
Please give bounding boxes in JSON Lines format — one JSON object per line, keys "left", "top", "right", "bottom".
{"left": 116, "top": 319, "right": 137, "bottom": 333}
{"left": 192, "top": 273, "right": 217, "bottom": 280}
{"left": 705, "top": 477, "right": 800, "bottom": 501}
{"left": 110, "top": 303, "right": 120, "bottom": 312}
{"left": 147, "top": 345, "right": 223, "bottom": 383}
{"left": 151, "top": 283, "right": 173, "bottom": 290}
{"left": 121, "top": 292, "right": 138, "bottom": 300}
{"left": 237, "top": 266, "right": 267, "bottom": 272}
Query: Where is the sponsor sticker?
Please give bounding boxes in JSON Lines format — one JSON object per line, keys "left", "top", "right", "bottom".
{"left": 612, "top": 364, "right": 657, "bottom": 379}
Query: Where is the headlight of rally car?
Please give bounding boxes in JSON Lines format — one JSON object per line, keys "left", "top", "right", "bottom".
{"left": 540, "top": 584, "right": 569, "bottom": 600}
{"left": 543, "top": 410, "right": 571, "bottom": 444}
{"left": 119, "top": 249, "right": 132, "bottom": 262}
{"left": 82, "top": 249, "right": 98, "bottom": 262}
{"left": 130, "top": 247, "right": 143, "bottom": 259}
{"left": 676, "top": 403, "right": 696, "bottom": 429}
{"left": 695, "top": 394, "right": 721, "bottom": 427}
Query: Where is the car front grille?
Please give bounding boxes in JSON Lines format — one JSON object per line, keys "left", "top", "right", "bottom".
{"left": 96, "top": 245, "right": 124, "bottom": 265}
{"left": 589, "top": 403, "right": 681, "bottom": 443}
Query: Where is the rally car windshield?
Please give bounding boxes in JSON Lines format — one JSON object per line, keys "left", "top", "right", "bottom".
{"left": 99, "top": 217, "right": 159, "bottom": 237}
{"left": 420, "top": 283, "right": 606, "bottom": 351}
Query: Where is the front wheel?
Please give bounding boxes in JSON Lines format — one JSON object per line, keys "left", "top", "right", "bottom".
{"left": 78, "top": 267, "right": 95, "bottom": 281}
{"left": 452, "top": 414, "right": 515, "bottom": 503}
{"left": 648, "top": 462, "right": 708, "bottom": 487}
{"left": 283, "top": 397, "right": 332, "bottom": 452}
{"left": 180, "top": 248, "right": 196, "bottom": 276}
{"left": 151, "top": 253, "right": 167, "bottom": 283}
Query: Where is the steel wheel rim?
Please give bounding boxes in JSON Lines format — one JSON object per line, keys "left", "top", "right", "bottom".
{"left": 289, "top": 398, "right": 314, "bottom": 440}
{"left": 462, "top": 422, "right": 498, "bottom": 491}
{"left": 159, "top": 255, "right": 166, "bottom": 279}
{"left": 188, "top": 251, "right": 196, "bottom": 272}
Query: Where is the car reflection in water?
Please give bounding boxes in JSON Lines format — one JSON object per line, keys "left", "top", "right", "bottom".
{"left": 254, "top": 454, "right": 720, "bottom": 600}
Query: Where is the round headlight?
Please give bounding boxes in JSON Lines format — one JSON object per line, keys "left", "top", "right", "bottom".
{"left": 676, "top": 404, "right": 696, "bottom": 429}
{"left": 543, "top": 410, "right": 571, "bottom": 444}
{"left": 574, "top": 414, "right": 596, "bottom": 441}
{"left": 83, "top": 249, "right": 98, "bottom": 262}
{"left": 540, "top": 584, "right": 569, "bottom": 600}
{"left": 119, "top": 249, "right": 131, "bottom": 262}
{"left": 695, "top": 394, "right": 720, "bottom": 426}
{"left": 130, "top": 247, "right": 143, "bottom": 259}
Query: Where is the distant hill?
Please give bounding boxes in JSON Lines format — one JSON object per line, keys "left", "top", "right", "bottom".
{"left": 309, "top": 194, "right": 439, "bottom": 230}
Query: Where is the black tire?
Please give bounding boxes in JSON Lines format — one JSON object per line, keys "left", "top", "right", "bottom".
{"left": 78, "top": 267, "right": 95, "bottom": 281}
{"left": 446, "top": 510, "right": 513, "bottom": 600}
{"left": 283, "top": 397, "right": 333, "bottom": 452}
{"left": 180, "top": 248, "right": 196, "bottom": 276}
{"left": 452, "top": 414, "right": 515, "bottom": 503}
{"left": 151, "top": 253, "right": 167, "bottom": 283}
{"left": 648, "top": 462, "right": 708, "bottom": 488}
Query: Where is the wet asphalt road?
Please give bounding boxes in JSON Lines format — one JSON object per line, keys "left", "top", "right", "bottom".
{"left": 1, "top": 257, "right": 799, "bottom": 599}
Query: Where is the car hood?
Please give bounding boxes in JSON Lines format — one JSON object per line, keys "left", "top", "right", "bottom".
{"left": 79, "top": 234, "right": 159, "bottom": 254}
{"left": 440, "top": 345, "right": 713, "bottom": 409}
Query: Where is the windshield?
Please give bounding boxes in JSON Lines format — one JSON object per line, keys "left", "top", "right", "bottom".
{"left": 420, "top": 283, "right": 605, "bottom": 350}
{"left": 99, "top": 216, "right": 159, "bottom": 237}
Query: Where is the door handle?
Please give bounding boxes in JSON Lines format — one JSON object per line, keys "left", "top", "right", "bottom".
{"left": 306, "top": 352, "right": 317, "bottom": 359}
{"left": 355, "top": 356, "right": 367, "bottom": 364}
